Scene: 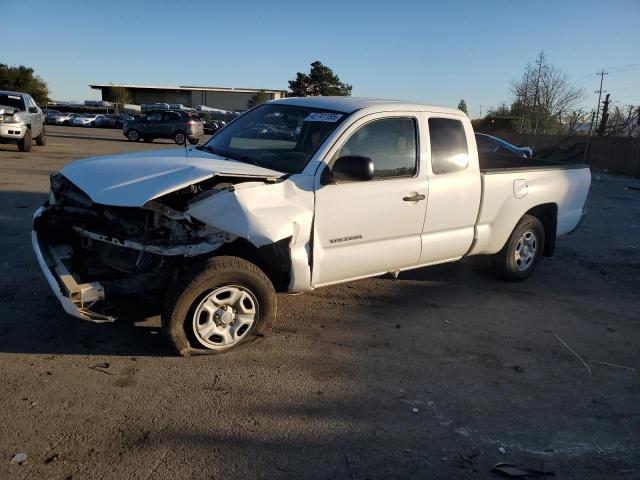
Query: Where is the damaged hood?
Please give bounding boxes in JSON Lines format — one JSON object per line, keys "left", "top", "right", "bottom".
{"left": 60, "top": 148, "right": 284, "bottom": 207}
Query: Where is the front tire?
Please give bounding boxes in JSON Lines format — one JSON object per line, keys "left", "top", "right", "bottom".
{"left": 162, "top": 256, "right": 277, "bottom": 356}
{"left": 35, "top": 125, "right": 46, "bottom": 146}
{"left": 491, "top": 214, "right": 545, "bottom": 281}
{"left": 127, "top": 129, "right": 140, "bottom": 142}
{"left": 18, "top": 128, "right": 32, "bottom": 152}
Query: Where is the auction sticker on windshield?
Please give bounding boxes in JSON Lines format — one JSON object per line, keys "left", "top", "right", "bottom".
{"left": 304, "top": 112, "right": 343, "bottom": 122}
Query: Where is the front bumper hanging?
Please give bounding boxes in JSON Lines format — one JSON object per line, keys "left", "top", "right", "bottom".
{"left": 32, "top": 207, "right": 115, "bottom": 323}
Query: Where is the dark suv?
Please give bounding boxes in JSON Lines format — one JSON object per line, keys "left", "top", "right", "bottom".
{"left": 123, "top": 110, "right": 204, "bottom": 145}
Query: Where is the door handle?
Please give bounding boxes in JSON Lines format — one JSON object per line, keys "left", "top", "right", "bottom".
{"left": 403, "top": 194, "right": 426, "bottom": 202}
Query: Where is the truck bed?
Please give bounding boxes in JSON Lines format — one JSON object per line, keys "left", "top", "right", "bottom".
{"left": 479, "top": 151, "right": 588, "bottom": 174}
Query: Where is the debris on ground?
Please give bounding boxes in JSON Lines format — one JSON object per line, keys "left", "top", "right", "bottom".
{"left": 491, "top": 462, "right": 555, "bottom": 477}
{"left": 44, "top": 453, "right": 59, "bottom": 464}
{"left": 498, "top": 447, "right": 506, "bottom": 454}
{"left": 587, "top": 360, "right": 637, "bottom": 371}
{"left": 88, "top": 363, "right": 112, "bottom": 375}
{"left": 554, "top": 334, "right": 592, "bottom": 375}
{"left": 11, "top": 452, "right": 27, "bottom": 465}
{"left": 513, "top": 365, "right": 524, "bottom": 373}
{"left": 412, "top": 407, "right": 419, "bottom": 413}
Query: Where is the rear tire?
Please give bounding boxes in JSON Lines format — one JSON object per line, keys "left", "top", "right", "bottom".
{"left": 162, "top": 256, "right": 277, "bottom": 356}
{"left": 491, "top": 214, "right": 545, "bottom": 281}
{"left": 174, "top": 131, "right": 186, "bottom": 145}
{"left": 188, "top": 138, "right": 199, "bottom": 145}
{"left": 18, "top": 128, "right": 32, "bottom": 152}
{"left": 127, "top": 129, "right": 140, "bottom": 142}
{"left": 35, "top": 125, "right": 46, "bottom": 146}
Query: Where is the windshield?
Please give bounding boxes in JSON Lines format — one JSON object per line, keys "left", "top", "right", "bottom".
{"left": 201, "top": 103, "right": 347, "bottom": 174}
{"left": 0, "top": 93, "right": 25, "bottom": 111}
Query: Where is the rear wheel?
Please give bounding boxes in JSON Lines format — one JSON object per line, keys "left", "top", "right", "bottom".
{"left": 127, "top": 129, "right": 140, "bottom": 142}
{"left": 188, "top": 138, "right": 199, "bottom": 145}
{"left": 491, "top": 214, "right": 545, "bottom": 281}
{"left": 18, "top": 128, "right": 32, "bottom": 152}
{"left": 35, "top": 125, "right": 46, "bottom": 146}
{"left": 162, "top": 256, "right": 277, "bottom": 356}
{"left": 174, "top": 131, "right": 186, "bottom": 145}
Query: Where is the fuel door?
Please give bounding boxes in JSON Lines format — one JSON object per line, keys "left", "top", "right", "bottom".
{"left": 513, "top": 179, "right": 528, "bottom": 199}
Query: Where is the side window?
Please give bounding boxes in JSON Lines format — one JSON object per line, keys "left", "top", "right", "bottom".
{"left": 162, "top": 112, "right": 180, "bottom": 122}
{"left": 428, "top": 118, "right": 469, "bottom": 175}
{"left": 146, "top": 112, "right": 162, "bottom": 122}
{"left": 336, "top": 117, "right": 417, "bottom": 178}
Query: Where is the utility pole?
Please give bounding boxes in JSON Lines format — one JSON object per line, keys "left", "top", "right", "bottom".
{"left": 596, "top": 93, "right": 610, "bottom": 137}
{"left": 593, "top": 69, "right": 608, "bottom": 132}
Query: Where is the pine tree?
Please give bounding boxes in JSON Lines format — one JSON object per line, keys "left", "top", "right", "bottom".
{"left": 457, "top": 99, "right": 469, "bottom": 115}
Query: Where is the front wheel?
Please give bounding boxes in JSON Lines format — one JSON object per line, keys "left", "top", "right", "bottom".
{"left": 35, "top": 125, "right": 46, "bottom": 146}
{"left": 162, "top": 256, "right": 277, "bottom": 356}
{"left": 127, "top": 129, "right": 140, "bottom": 142}
{"left": 491, "top": 214, "right": 545, "bottom": 281}
{"left": 18, "top": 128, "right": 32, "bottom": 152}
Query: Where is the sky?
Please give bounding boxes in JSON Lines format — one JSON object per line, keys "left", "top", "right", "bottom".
{"left": 1, "top": 0, "right": 639, "bottom": 117}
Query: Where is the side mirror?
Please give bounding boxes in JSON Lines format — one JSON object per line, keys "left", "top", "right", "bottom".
{"left": 29, "top": 107, "right": 38, "bottom": 113}
{"left": 325, "top": 155, "right": 374, "bottom": 184}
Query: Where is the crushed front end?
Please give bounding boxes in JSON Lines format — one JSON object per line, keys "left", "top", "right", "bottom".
{"left": 32, "top": 174, "right": 233, "bottom": 322}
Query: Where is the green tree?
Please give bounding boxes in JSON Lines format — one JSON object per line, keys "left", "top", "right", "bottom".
{"left": 0, "top": 63, "right": 49, "bottom": 105}
{"left": 247, "top": 90, "right": 270, "bottom": 108}
{"left": 457, "top": 99, "right": 468, "bottom": 115}
{"left": 288, "top": 61, "right": 352, "bottom": 97}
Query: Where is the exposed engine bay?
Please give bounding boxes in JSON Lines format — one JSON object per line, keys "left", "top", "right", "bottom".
{"left": 33, "top": 173, "right": 279, "bottom": 320}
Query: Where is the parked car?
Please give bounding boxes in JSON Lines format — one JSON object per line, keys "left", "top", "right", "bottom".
{"left": 33, "top": 97, "right": 591, "bottom": 355}
{"left": 0, "top": 90, "right": 46, "bottom": 152}
{"left": 71, "top": 114, "right": 102, "bottom": 127}
{"left": 49, "top": 112, "right": 80, "bottom": 125}
{"left": 203, "top": 119, "right": 224, "bottom": 135}
{"left": 123, "top": 110, "right": 204, "bottom": 144}
{"left": 45, "top": 110, "right": 62, "bottom": 124}
{"left": 475, "top": 133, "right": 533, "bottom": 157}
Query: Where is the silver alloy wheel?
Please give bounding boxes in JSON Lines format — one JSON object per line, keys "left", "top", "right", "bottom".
{"left": 175, "top": 132, "right": 185, "bottom": 145}
{"left": 192, "top": 285, "right": 258, "bottom": 350}
{"left": 128, "top": 130, "right": 139, "bottom": 141}
{"left": 514, "top": 230, "right": 537, "bottom": 271}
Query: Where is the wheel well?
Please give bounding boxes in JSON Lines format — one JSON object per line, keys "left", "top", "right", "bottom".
{"left": 207, "top": 238, "right": 292, "bottom": 292}
{"left": 525, "top": 203, "right": 557, "bottom": 256}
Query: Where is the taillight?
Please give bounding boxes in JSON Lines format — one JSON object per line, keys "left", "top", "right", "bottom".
{"left": 185, "top": 120, "right": 195, "bottom": 126}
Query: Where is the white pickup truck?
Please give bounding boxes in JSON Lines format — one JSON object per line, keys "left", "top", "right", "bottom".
{"left": 33, "top": 97, "right": 591, "bottom": 355}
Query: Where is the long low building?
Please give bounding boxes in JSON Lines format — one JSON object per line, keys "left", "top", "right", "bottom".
{"left": 90, "top": 84, "right": 288, "bottom": 111}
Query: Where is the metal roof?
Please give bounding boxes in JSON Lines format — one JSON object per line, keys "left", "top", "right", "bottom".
{"left": 89, "top": 84, "right": 287, "bottom": 94}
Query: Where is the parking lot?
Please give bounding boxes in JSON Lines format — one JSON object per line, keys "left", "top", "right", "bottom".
{"left": 1, "top": 125, "right": 639, "bottom": 479}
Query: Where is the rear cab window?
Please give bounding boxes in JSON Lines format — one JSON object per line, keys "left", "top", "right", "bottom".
{"left": 428, "top": 117, "right": 469, "bottom": 175}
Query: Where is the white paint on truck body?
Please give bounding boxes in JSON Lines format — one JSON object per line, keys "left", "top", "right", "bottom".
{"left": 37, "top": 97, "right": 592, "bottom": 305}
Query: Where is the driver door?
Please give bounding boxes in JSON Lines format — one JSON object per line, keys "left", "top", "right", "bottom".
{"left": 312, "top": 114, "right": 428, "bottom": 287}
